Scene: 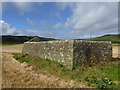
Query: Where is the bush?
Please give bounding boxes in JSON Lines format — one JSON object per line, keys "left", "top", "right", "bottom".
{"left": 96, "top": 77, "right": 113, "bottom": 89}
{"left": 85, "top": 76, "right": 115, "bottom": 89}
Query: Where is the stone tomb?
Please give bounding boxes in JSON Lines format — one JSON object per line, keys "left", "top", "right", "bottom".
{"left": 22, "top": 40, "right": 112, "bottom": 69}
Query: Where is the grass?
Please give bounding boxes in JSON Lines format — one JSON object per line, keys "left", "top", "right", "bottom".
{"left": 1, "top": 43, "right": 23, "bottom": 46}
{"left": 90, "top": 34, "right": 120, "bottom": 44}
{"left": 13, "top": 53, "right": 120, "bottom": 88}
{"left": 112, "top": 43, "right": 120, "bottom": 46}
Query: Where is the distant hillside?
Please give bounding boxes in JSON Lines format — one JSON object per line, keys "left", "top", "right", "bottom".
{"left": 1, "top": 34, "right": 119, "bottom": 45}
{"left": 1, "top": 35, "right": 56, "bottom": 45}
{"left": 89, "top": 34, "right": 120, "bottom": 43}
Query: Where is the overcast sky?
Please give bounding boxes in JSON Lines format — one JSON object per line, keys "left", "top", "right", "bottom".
{"left": 1, "top": 2, "right": 118, "bottom": 39}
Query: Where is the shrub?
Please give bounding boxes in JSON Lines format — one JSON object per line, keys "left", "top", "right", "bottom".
{"left": 85, "top": 76, "right": 115, "bottom": 89}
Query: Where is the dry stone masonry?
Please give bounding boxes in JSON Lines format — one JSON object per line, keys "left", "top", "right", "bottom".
{"left": 22, "top": 40, "right": 112, "bottom": 69}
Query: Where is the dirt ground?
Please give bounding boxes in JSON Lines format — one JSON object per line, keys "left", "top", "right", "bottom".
{"left": 1, "top": 44, "right": 86, "bottom": 88}
{"left": 1, "top": 44, "right": 120, "bottom": 88}
{"left": 1, "top": 44, "right": 23, "bottom": 53}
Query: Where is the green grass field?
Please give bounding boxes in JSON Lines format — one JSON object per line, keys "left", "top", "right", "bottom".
{"left": 13, "top": 53, "right": 120, "bottom": 89}
{"left": 1, "top": 34, "right": 120, "bottom": 45}
{"left": 90, "top": 34, "right": 120, "bottom": 44}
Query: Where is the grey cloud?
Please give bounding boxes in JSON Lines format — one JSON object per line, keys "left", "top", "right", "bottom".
{"left": 54, "top": 2, "right": 118, "bottom": 39}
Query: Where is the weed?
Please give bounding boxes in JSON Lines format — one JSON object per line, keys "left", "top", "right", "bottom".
{"left": 85, "top": 76, "right": 118, "bottom": 89}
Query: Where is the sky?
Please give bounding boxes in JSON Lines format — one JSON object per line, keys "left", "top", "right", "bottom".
{"left": 1, "top": 2, "right": 118, "bottom": 39}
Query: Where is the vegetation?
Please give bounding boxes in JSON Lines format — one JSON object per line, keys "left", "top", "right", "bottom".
{"left": 112, "top": 43, "right": 120, "bottom": 46}
{"left": 13, "top": 53, "right": 120, "bottom": 89}
{"left": 89, "top": 34, "right": 120, "bottom": 44}
{"left": 1, "top": 35, "right": 56, "bottom": 45}
{"left": 85, "top": 76, "right": 117, "bottom": 89}
{"left": 1, "top": 34, "right": 120, "bottom": 45}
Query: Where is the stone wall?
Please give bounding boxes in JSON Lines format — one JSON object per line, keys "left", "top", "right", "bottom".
{"left": 73, "top": 40, "right": 112, "bottom": 68}
{"left": 22, "top": 40, "right": 74, "bottom": 69}
{"left": 22, "top": 40, "right": 112, "bottom": 69}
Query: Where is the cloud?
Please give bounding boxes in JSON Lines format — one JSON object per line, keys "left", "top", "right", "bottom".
{"left": 2, "top": 2, "right": 43, "bottom": 15}
{"left": 13, "top": 2, "right": 32, "bottom": 15}
{"left": 2, "top": 2, "right": 118, "bottom": 39}
{"left": 0, "top": 2, "right": 2, "bottom": 18}
{"left": 0, "top": 20, "right": 40, "bottom": 36}
{"left": 54, "top": 2, "right": 118, "bottom": 39}
{"left": 17, "top": 29, "right": 39, "bottom": 36}
{"left": 0, "top": 20, "right": 60, "bottom": 39}
{"left": 71, "top": 3, "right": 118, "bottom": 30}
{"left": 0, "top": 20, "right": 18, "bottom": 35}
{"left": 26, "top": 18, "right": 36, "bottom": 26}
{"left": 56, "top": 2, "right": 75, "bottom": 11}
{"left": 53, "top": 23, "right": 62, "bottom": 29}
{"left": 2, "top": 0, "right": 119, "bottom": 2}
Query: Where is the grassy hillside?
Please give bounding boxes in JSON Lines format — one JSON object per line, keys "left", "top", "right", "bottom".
{"left": 1, "top": 34, "right": 119, "bottom": 45}
{"left": 89, "top": 34, "right": 120, "bottom": 44}
{"left": 1, "top": 35, "right": 56, "bottom": 45}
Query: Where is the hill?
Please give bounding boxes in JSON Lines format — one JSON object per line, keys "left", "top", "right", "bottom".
{"left": 89, "top": 34, "right": 120, "bottom": 43}
{"left": 1, "top": 35, "right": 56, "bottom": 45}
{"left": 1, "top": 34, "right": 120, "bottom": 45}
